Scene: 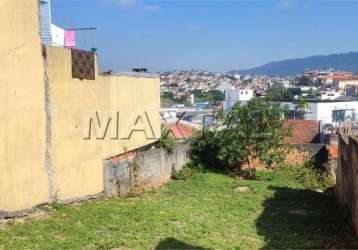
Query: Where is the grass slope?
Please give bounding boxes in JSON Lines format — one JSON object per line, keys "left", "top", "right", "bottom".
{"left": 0, "top": 168, "right": 357, "bottom": 249}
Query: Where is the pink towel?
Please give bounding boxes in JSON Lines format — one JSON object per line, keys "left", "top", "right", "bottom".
{"left": 64, "top": 30, "right": 76, "bottom": 48}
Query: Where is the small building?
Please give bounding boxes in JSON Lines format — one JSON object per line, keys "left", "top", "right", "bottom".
{"left": 337, "top": 79, "right": 358, "bottom": 90}
{"left": 216, "top": 82, "right": 235, "bottom": 93}
{"left": 282, "top": 98, "right": 358, "bottom": 127}
{"left": 223, "top": 89, "right": 254, "bottom": 111}
{"left": 317, "top": 90, "right": 342, "bottom": 100}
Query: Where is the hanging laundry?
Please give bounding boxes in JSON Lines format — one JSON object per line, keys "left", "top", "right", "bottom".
{"left": 51, "top": 24, "right": 65, "bottom": 47}
{"left": 64, "top": 30, "right": 76, "bottom": 48}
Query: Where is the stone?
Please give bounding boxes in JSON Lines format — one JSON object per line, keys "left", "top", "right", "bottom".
{"left": 0, "top": 220, "right": 6, "bottom": 230}
{"left": 235, "top": 176, "right": 244, "bottom": 180}
{"left": 234, "top": 186, "right": 250, "bottom": 193}
{"left": 27, "top": 210, "right": 49, "bottom": 221}
{"left": 14, "top": 217, "right": 25, "bottom": 225}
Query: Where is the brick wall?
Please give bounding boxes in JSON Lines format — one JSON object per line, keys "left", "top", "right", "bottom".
{"left": 284, "top": 120, "right": 321, "bottom": 144}
{"left": 248, "top": 144, "right": 327, "bottom": 170}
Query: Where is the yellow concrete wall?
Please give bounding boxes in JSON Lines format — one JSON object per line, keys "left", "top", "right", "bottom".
{"left": 0, "top": 1, "right": 49, "bottom": 212}
{"left": 0, "top": 0, "right": 160, "bottom": 213}
{"left": 46, "top": 46, "right": 161, "bottom": 201}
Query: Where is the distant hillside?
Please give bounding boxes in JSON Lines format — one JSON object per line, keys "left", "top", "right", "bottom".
{"left": 231, "top": 52, "right": 358, "bottom": 76}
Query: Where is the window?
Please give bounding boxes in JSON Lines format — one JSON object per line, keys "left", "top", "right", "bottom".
{"left": 286, "top": 110, "right": 306, "bottom": 120}
{"left": 345, "top": 109, "right": 355, "bottom": 121}
{"left": 332, "top": 109, "right": 355, "bottom": 123}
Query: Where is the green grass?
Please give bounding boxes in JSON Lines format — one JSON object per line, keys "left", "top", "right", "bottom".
{"left": 0, "top": 167, "right": 357, "bottom": 249}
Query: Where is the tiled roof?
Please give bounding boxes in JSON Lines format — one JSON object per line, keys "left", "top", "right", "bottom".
{"left": 110, "top": 151, "right": 136, "bottom": 162}
{"left": 167, "top": 123, "right": 196, "bottom": 139}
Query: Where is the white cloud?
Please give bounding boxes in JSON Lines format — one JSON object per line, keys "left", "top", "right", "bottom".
{"left": 142, "top": 4, "right": 160, "bottom": 12}
{"left": 111, "top": 0, "right": 137, "bottom": 8}
{"left": 108, "top": 0, "right": 159, "bottom": 12}
{"left": 276, "top": 0, "right": 295, "bottom": 9}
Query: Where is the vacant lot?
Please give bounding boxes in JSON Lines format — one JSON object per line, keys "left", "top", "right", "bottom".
{"left": 0, "top": 167, "right": 357, "bottom": 249}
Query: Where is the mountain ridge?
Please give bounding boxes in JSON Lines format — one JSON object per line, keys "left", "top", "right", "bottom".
{"left": 230, "top": 51, "right": 358, "bottom": 76}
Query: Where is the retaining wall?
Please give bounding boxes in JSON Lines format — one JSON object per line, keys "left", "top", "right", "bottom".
{"left": 104, "top": 143, "right": 190, "bottom": 197}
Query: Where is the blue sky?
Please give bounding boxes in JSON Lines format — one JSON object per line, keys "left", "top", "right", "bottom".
{"left": 52, "top": 0, "right": 358, "bottom": 72}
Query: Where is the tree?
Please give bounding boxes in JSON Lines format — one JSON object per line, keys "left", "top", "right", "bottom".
{"left": 295, "top": 76, "right": 312, "bottom": 86}
{"left": 293, "top": 96, "right": 308, "bottom": 120}
{"left": 173, "top": 96, "right": 190, "bottom": 105}
{"left": 266, "top": 84, "right": 293, "bottom": 101}
{"left": 191, "top": 89, "right": 224, "bottom": 103}
{"left": 161, "top": 92, "right": 175, "bottom": 107}
{"left": 161, "top": 91, "right": 174, "bottom": 100}
{"left": 207, "top": 90, "right": 225, "bottom": 102}
{"left": 216, "top": 99, "right": 290, "bottom": 177}
{"left": 192, "top": 89, "right": 207, "bottom": 102}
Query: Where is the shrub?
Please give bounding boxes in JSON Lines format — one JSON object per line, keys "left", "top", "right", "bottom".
{"left": 189, "top": 100, "right": 290, "bottom": 178}
{"left": 50, "top": 202, "right": 65, "bottom": 211}
{"left": 189, "top": 130, "right": 224, "bottom": 169}
{"left": 290, "top": 160, "right": 334, "bottom": 190}
{"left": 171, "top": 163, "right": 196, "bottom": 180}
{"left": 218, "top": 100, "right": 290, "bottom": 176}
{"left": 158, "top": 128, "right": 176, "bottom": 153}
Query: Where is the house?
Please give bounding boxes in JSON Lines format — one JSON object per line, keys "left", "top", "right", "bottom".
{"left": 337, "top": 79, "right": 358, "bottom": 90}
{"left": 223, "top": 89, "right": 254, "bottom": 111}
{"left": 282, "top": 98, "right": 358, "bottom": 127}
{"left": 318, "top": 70, "right": 353, "bottom": 85}
{"left": 216, "top": 81, "right": 235, "bottom": 92}
{"left": 317, "top": 90, "right": 342, "bottom": 100}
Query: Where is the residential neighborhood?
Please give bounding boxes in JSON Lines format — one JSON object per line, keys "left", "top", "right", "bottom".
{"left": 2, "top": 1, "right": 358, "bottom": 249}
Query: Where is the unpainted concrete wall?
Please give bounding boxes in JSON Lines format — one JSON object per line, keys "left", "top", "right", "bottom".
{"left": 336, "top": 135, "right": 358, "bottom": 235}
{"left": 335, "top": 135, "right": 358, "bottom": 234}
{"left": 104, "top": 143, "right": 190, "bottom": 197}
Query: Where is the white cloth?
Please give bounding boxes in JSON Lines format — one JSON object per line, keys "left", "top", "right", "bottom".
{"left": 51, "top": 24, "right": 65, "bottom": 47}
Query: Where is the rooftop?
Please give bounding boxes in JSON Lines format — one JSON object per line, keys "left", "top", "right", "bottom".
{"left": 280, "top": 96, "right": 358, "bottom": 103}
{"left": 100, "top": 71, "right": 159, "bottom": 78}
